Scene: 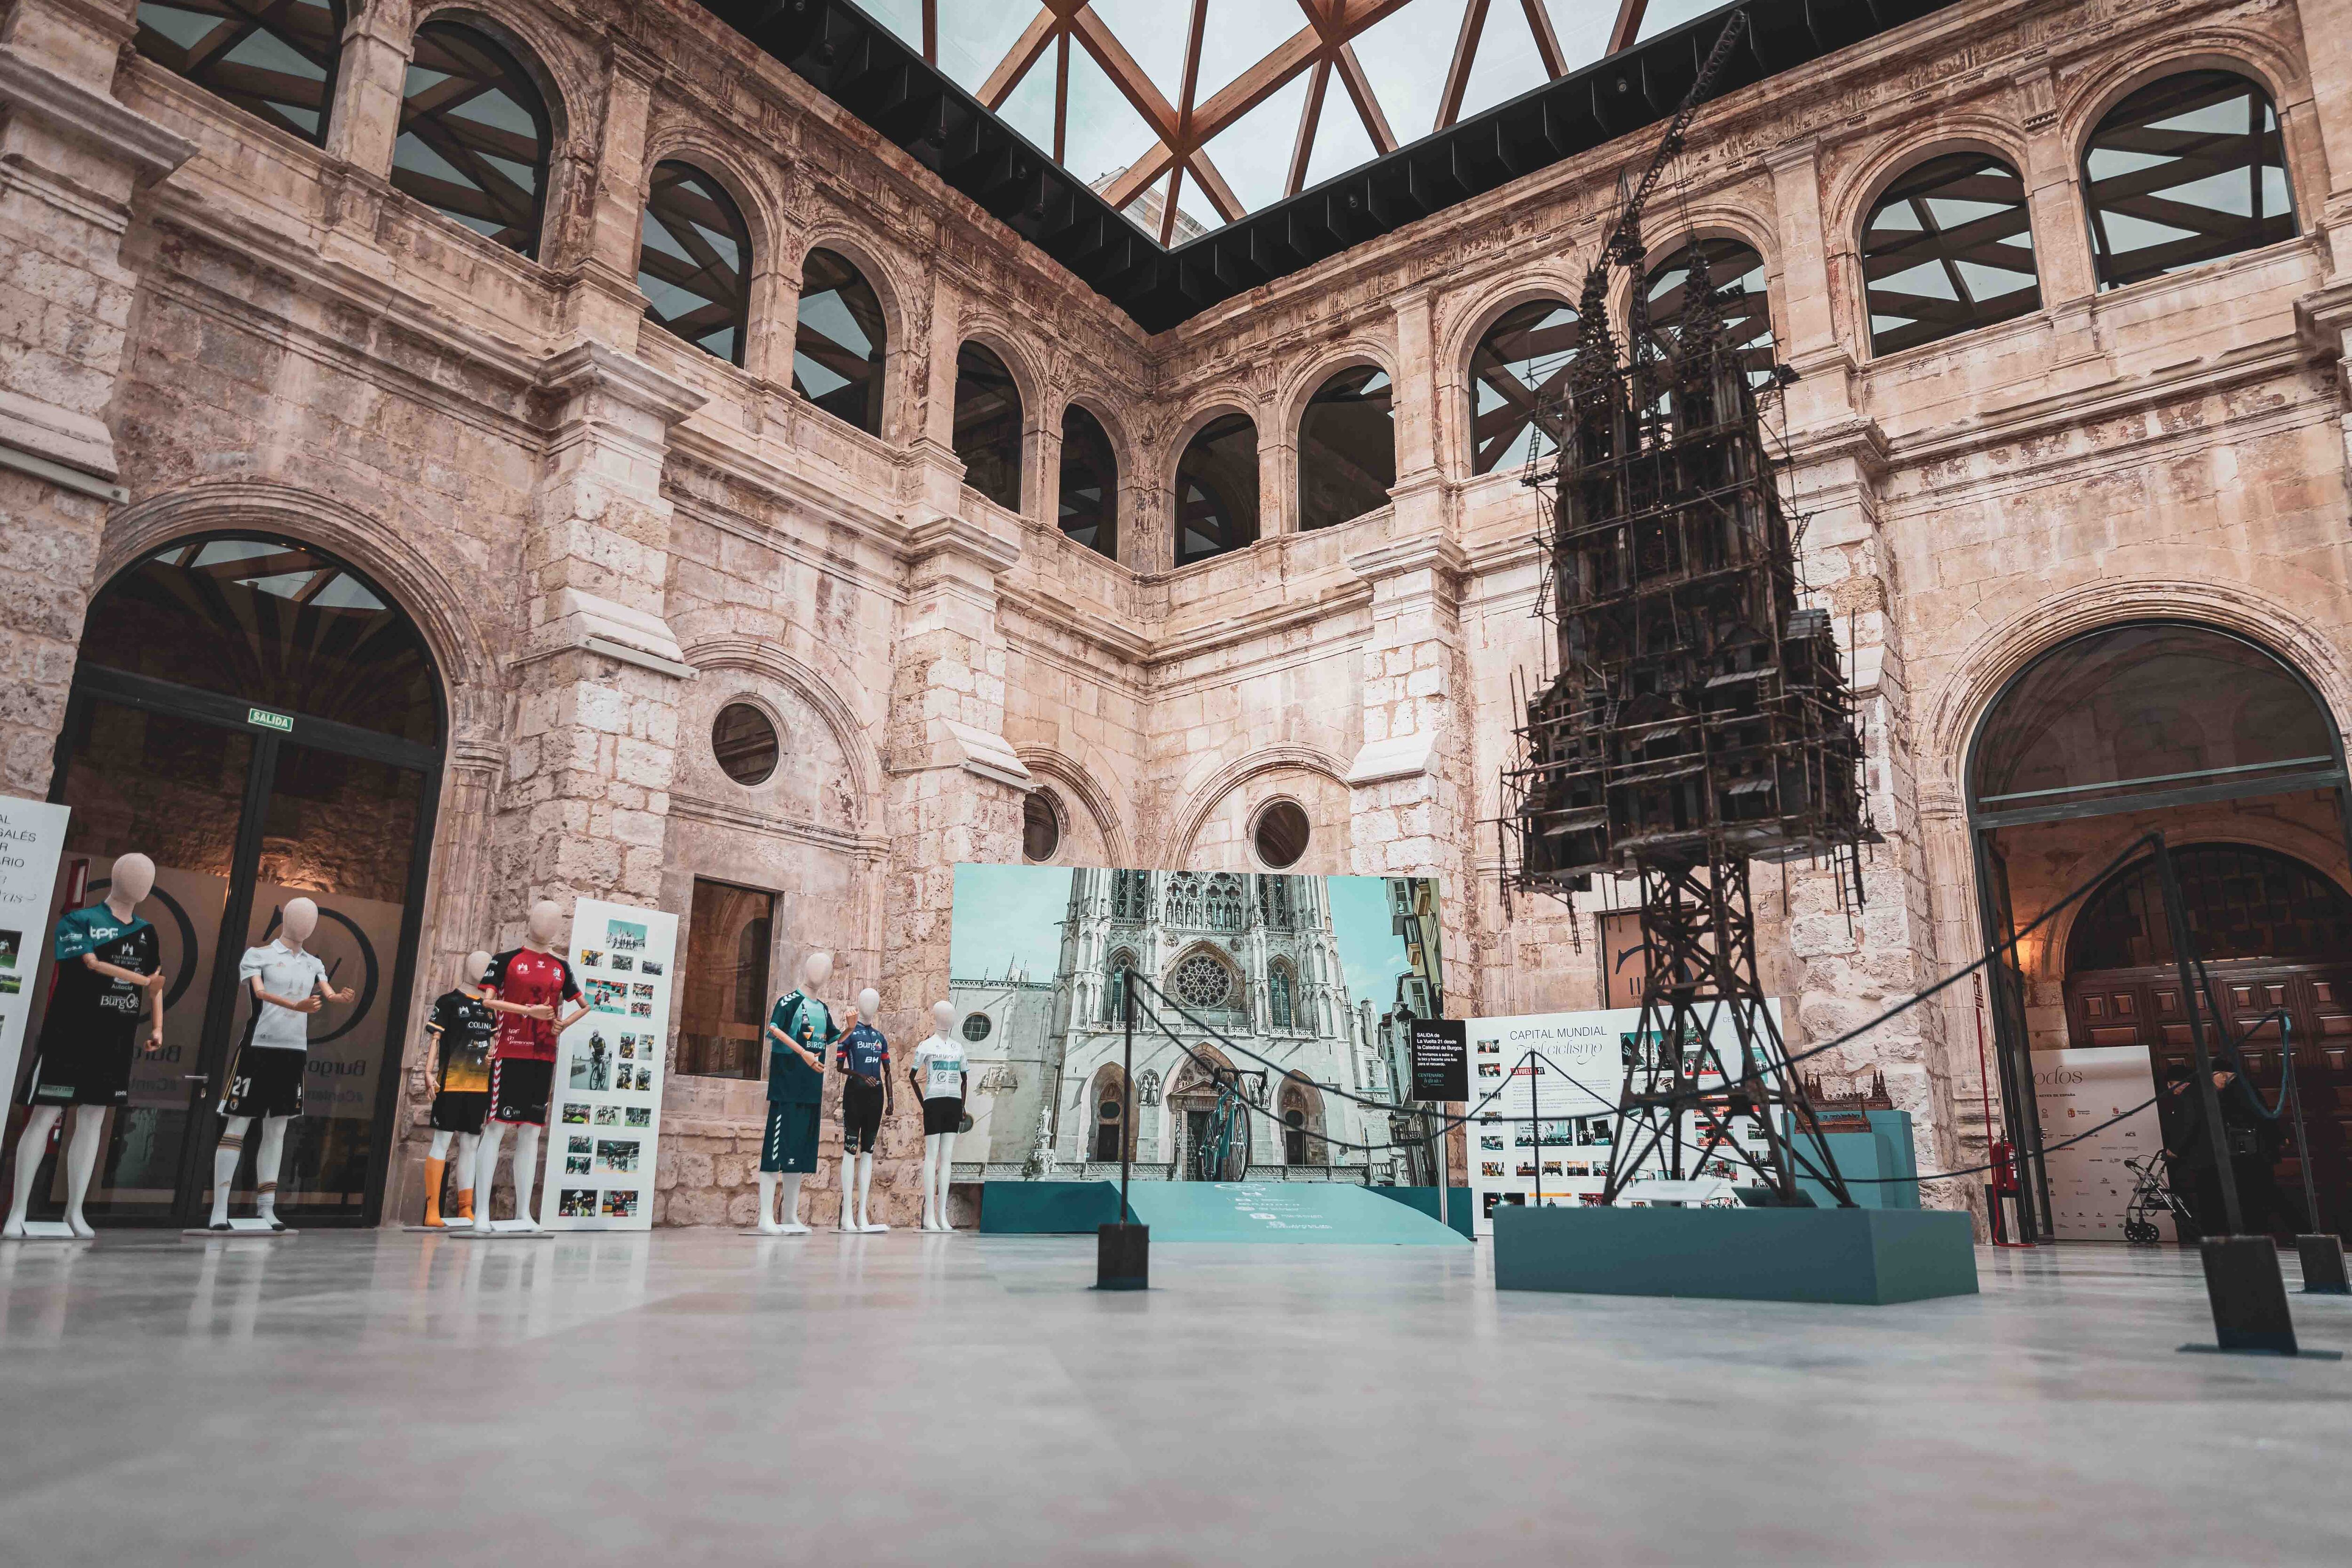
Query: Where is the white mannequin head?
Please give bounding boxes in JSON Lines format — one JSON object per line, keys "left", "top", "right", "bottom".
{"left": 280, "top": 897, "right": 319, "bottom": 947}
{"left": 108, "top": 853, "right": 156, "bottom": 909}
{"left": 933, "top": 1000, "right": 954, "bottom": 1036}
{"left": 526, "top": 899, "right": 563, "bottom": 948}
{"left": 463, "top": 948, "right": 492, "bottom": 986}
{"left": 802, "top": 951, "right": 833, "bottom": 992}
{"left": 857, "top": 987, "right": 879, "bottom": 1019}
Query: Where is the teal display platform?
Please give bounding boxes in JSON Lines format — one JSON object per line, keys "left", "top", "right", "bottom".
{"left": 1786, "top": 1110, "right": 1919, "bottom": 1209}
{"left": 1370, "top": 1185, "right": 1476, "bottom": 1239}
{"left": 978, "top": 1181, "right": 1122, "bottom": 1234}
{"left": 1123, "top": 1182, "right": 1470, "bottom": 1245}
{"left": 1493, "top": 1205, "right": 1977, "bottom": 1304}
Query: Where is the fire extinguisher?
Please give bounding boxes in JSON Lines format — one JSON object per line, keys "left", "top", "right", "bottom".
{"left": 1987, "top": 1138, "right": 2032, "bottom": 1247}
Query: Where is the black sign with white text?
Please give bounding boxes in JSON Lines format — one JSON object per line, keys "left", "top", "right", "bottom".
{"left": 1410, "top": 1018, "right": 1469, "bottom": 1101}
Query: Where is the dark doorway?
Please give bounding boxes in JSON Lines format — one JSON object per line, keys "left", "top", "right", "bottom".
{"left": 1967, "top": 621, "right": 2352, "bottom": 1242}
{"left": 16, "top": 535, "right": 445, "bottom": 1227}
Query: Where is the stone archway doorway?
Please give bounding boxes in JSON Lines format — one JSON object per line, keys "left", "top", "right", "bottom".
{"left": 1966, "top": 621, "right": 2352, "bottom": 1242}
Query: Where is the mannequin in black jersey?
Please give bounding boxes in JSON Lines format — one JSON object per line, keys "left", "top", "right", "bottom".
{"left": 4, "top": 854, "right": 165, "bottom": 1239}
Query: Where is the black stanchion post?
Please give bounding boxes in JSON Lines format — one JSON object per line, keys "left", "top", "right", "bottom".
{"left": 1097, "top": 980, "right": 1148, "bottom": 1291}
{"left": 2281, "top": 1016, "right": 2350, "bottom": 1295}
{"left": 2153, "top": 836, "right": 2297, "bottom": 1353}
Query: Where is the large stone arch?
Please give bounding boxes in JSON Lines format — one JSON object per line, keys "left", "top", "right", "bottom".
{"left": 781, "top": 224, "right": 920, "bottom": 446}
{"left": 98, "top": 478, "right": 500, "bottom": 748}
{"left": 1165, "top": 744, "right": 1352, "bottom": 872}
{"left": 1437, "top": 264, "right": 1585, "bottom": 480}
{"left": 1015, "top": 745, "right": 1131, "bottom": 868}
{"left": 679, "top": 636, "right": 883, "bottom": 829}
{"left": 409, "top": 3, "right": 595, "bottom": 265}
{"left": 636, "top": 127, "right": 788, "bottom": 381}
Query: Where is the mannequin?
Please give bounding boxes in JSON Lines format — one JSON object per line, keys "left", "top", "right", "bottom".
{"left": 4, "top": 853, "right": 166, "bottom": 1238}
{"left": 209, "top": 897, "right": 352, "bottom": 1231}
{"left": 835, "top": 987, "right": 892, "bottom": 1233}
{"left": 419, "top": 950, "right": 496, "bottom": 1227}
{"left": 908, "top": 1001, "right": 966, "bottom": 1233}
{"left": 756, "top": 952, "right": 845, "bottom": 1235}
{"left": 472, "top": 900, "right": 587, "bottom": 1233}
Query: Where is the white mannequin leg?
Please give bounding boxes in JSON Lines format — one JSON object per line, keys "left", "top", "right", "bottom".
{"left": 252, "top": 1114, "right": 290, "bottom": 1229}
{"left": 835, "top": 1151, "right": 854, "bottom": 1233}
{"left": 917, "top": 1133, "right": 939, "bottom": 1232}
{"left": 857, "top": 1150, "right": 886, "bottom": 1232}
{"left": 4, "top": 1106, "right": 63, "bottom": 1236}
{"left": 756, "top": 1171, "right": 783, "bottom": 1234}
{"left": 510, "top": 1125, "right": 541, "bottom": 1229}
{"left": 428, "top": 1128, "right": 455, "bottom": 1162}
{"left": 451, "top": 1130, "right": 479, "bottom": 1220}
{"left": 777, "top": 1173, "right": 808, "bottom": 1235}
{"left": 60, "top": 1107, "right": 105, "bottom": 1238}
{"left": 470, "top": 1122, "right": 505, "bottom": 1232}
{"left": 928, "top": 1131, "right": 954, "bottom": 1232}
{"left": 209, "top": 1115, "right": 252, "bottom": 1227}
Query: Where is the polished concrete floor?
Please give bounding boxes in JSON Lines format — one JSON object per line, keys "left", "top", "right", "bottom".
{"left": 0, "top": 1232, "right": 2345, "bottom": 1566}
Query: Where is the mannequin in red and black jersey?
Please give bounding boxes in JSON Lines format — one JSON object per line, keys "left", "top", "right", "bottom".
{"left": 470, "top": 899, "right": 588, "bottom": 1232}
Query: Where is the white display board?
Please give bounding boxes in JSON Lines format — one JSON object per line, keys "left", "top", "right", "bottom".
{"left": 1463, "top": 1001, "right": 1785, "bottom": 1235}
{"left": 0, "top": 797, "right": 70, "bottom": 1106}
{"left": 541, "top": 899, "right": 678, "bottom": 1231}
{"left": 2034, "top": 1046, "right": 2171, "bottom": 1242}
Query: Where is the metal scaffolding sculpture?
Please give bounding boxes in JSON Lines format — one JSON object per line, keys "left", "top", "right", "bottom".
{"left": 1501, "top": 11, "right": 1867, "bottom": 1207}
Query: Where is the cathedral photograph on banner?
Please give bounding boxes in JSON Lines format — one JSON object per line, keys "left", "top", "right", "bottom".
{"left": 947, "top": 865, "right": 1445, "bottom": 1185}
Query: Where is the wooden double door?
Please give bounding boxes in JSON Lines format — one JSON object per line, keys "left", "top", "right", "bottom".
{"left": 2066, "top": 958, "right": 2352, "bottom": 1235}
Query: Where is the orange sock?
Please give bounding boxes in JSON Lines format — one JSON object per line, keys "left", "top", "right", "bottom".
{"left": 423, "top": 1157, "right": 445, "bottom": 1226}
{"left": 455, "top": 1186, "right": 475, "bottom": 1220}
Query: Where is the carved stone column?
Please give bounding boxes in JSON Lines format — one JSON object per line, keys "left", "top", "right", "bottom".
{"left": 0, "top": 0, "right": 191, "bottom": 792}
{"left": 490, "top": 344, "right": 704, "bottom": 928}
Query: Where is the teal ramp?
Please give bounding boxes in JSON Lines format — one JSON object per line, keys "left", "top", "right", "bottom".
{"left": 1122, "top": 1182, "right": 1470, "bottom": 1245}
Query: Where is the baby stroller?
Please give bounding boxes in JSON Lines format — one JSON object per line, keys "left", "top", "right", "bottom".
{"left": 2121, "top": 1154, "right": 2191, "bottom": 1244}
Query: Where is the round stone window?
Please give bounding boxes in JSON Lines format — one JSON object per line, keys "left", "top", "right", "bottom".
{"left": 711, "top": 702, "right": 779, "bottom": 786}
{"left": 961, "top": 1012, "right": 993, "bottom": 1043}
{"left": 1023, "top": 792, "right": 1061, "bottom": 862}
{"left": 1170, "top": 953, "right": 1233, "bottom": 1009}
{"left": 1253, "top": 799, "right": 1310, "bottom": 869}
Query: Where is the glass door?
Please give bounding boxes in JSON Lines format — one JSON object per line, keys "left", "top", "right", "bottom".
{"left": 199, "top": 740, "right": 428, "bottom": 1223}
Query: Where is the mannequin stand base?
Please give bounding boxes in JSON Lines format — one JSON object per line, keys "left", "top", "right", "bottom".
{"left": 737, "top": 1228, "right": 812, "bottom": 1237}
{"left": 401, "top": 1222, "right": 470, "bottom": 1233}
{"left": 2296, "top": 1234, "right": 2350, "bottom": 1295}
{"left": 1095, "top": 1222, "right": 1149, "bottom": 1291}
{"left": 454, "top": 1222, "right": 552, "bottom": 1239}
{"left": 183, "top": 1222, "right": 296, "bottom": 1238}
{"left": 4, "top": 1221, "right": 84, "bottom": 1241}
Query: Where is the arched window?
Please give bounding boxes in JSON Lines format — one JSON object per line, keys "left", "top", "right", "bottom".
{"left": 639, "top": 162, "right": 750, "bottom": 366}
{"left": 1862, "top": 153, "right": 2040, "bottom": 356}
{"left": 1467, "top": 299, "right": 1577, "bottom": 475}
{"left": 1206, "top": 874, "right": 1245, "bottom": 931}
{"left": 1175, "top": 414, "right": 1258, "bottom": 566}
{"left": 1059, "top": 405, "right": 1118, "bottom": 558}
{"left": 1110, "top": 870, "right": 1150, "bottom": 921}
{"left": 1277, "top": 1077, "right": 1324, "bottom": 1166}
{"left": 395, "top": 23, "right": 553, "bottom": 258}
{"left": 1642, "top": 239, "right": 1775, "bottom": 388}
{"left": 795, "top": 249, "right": 886, "bottom": 436}
{"left": 1105, "top": 951, "right": 1138, "bottom": 1022}
{"left": 1163, "top": 873, "right": 1203, "bottom": 927}
{"left": 1968, "top": 624, "right": 2342, "bottom": 820}
{"left": 953, "top": 343, "right": 1023, "bottom": 512}
{"left": 2084, "top": 71, "right": 2295, "bottom": 291}
{"left": 2068, "top": 845, "right": 2352, "bottom": 972}
{"left": 1269, "top": 964, "right": 1295, "bottom": 1031}
{"left": 135, "top": 0, "right": 344, "bottom": 145}
{"left": 1089, "top": 1066, "right": 1128, "bottom": 1162}
{"left": 1297, "top": 366, "right": 1395, "bottom": 532}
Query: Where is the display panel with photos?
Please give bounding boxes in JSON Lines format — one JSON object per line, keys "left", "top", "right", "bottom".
{"left": 946, "top": 863, "right": 1445, "bottom": 1185}
{"left": 539, "top": 899, "right": 677, "bottom": 1230}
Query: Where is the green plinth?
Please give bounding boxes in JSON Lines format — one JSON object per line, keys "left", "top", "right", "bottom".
{"left": 1493, "top": 1204, "right": 1978, "bottom": 1305}
{"left": 977, "top": 1181, "right": 1123, "bottom": 1233}
{"left": 1368, "top": 1185, "right": 1477, "bottom": 1239}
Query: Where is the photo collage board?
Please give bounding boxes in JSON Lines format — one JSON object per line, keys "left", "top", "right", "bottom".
{"left": 1464, "top": 1001, "right": 1786, "bottom": 1236}
{"left": 540, "top": 899, "right": 679, "bottom": 1231}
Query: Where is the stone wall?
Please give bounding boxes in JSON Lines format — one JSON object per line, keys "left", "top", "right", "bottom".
{"left": 0, "top": 0, "right": 2347, "bottom": 1235}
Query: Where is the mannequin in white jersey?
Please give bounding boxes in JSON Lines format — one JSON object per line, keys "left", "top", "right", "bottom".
{"left": 209, "top": 897, "right": 352, "bottom": 1231}
{"left": 907, "top": 1001, "right": 967, "bottom": 1232}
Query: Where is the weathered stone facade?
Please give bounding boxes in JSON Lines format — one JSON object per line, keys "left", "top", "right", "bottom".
{"left": 3, "top": 0, "right": 2348, "bottom": 1232}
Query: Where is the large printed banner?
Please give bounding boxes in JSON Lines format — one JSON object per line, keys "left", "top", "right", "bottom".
{"left": 0, "top": 797, "right": 70, "bottom": 1106}
{"left": 541, "top": 899, "right": 678, "bottom": 1231}
{"left": 1463, "top": 1002, "right": 1786, "bottom": 1235}
{"left": 2034, "top": 1046, "right": 2171, "bottom": 1242}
